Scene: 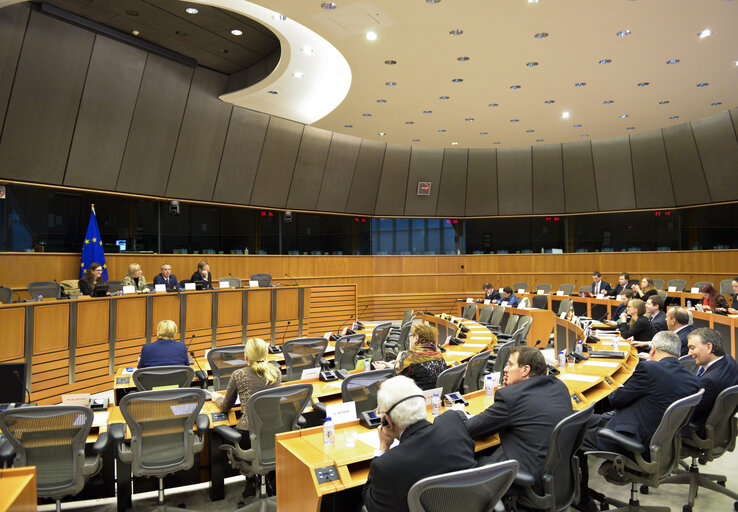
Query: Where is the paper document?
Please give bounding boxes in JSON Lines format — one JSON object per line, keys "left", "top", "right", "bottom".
{"left": 559, "top": 374, "right": 601, "bottom": 383}
{"left": 462, "top": 344, "right": 487, "bottom": 348}
{"left": 325, "top": 380, "right": 344, "bottom": 390}
{"left": 224, "top": 359, "right": 246, "bottom": 366}
{"left": 357, "top": 431, "right": 399, "bottom": 450}
{"left": 582, "top": 361, "right": 620, "bottom": 368}
{"left": 93, "top": 411, "right": 110, "bottom": 427}
{"left": 444, "top": 351, "right": 470, "bottom": 357}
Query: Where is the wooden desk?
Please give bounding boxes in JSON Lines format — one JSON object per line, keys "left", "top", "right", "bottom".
{"left": 0, "top": 467, "right": 36, "bottom": 512}
{"left": 456, "top": 301, "right": 555, "bottom": 348}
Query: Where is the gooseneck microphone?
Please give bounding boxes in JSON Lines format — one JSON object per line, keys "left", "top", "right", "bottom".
{"left": 284, "top": 273, "right": 299, "bottom": 287}
{"left": 189, "top": 351, "right": 208, "bottom": 389}
{"left": 330, "top": 313, "right": 356, "bottom": 341}
{"left": 13, "top": 370, "right": 31, "bottom": 404}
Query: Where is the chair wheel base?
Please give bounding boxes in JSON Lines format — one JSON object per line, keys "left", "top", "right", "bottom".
{"left": 734, "top": 501, "right": 738, "bottom": 511}
{"left": 718, "top": 480, "right": 726, "bottom": 487}
{"left": 640, "top": 485, "right": 649, "bottom": 494}
{"left": 683, "top": 505, "right": 692, "bottom": 512}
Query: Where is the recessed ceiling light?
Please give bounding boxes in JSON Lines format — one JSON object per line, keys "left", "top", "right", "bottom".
{"left": 452, "top": 78, "right": 463, "bottom": 83}
{"left": 669, "top": 116, "right": 680, "bottom": 120}
{"left": 666, "top": 58, "right": 680, "bottom": 64}
{"left": 603, "top": 100, "right": 614, "bottom": 104}
{"left": 544, "top": 100, "right": 555, "bottom": 104}
{"left": 405, "top": 121, "right": 414, "bottom": 124}
{"left": 626, "top": 127, "right": 635, "bottom": 130}
{"left": 362, "top": 113, "right": 372, "bottom": 117}
{"left": 267, "top": 90, "right": 278, "bottom": 94}
{"left": 439, "top": 96, "right": 450, "bottom": 100}
{"left": 451, "top": 141, "right": 459, "bottom": 145}
{"left": 561, "top": 111, "right": 570, "bottom": 118}
{"left": 385, "top": 81, "right": 397, "bottom": 86}
{"left": 480, "top": 132, "right": 488, "bottom": 135}
{"left": 384, "top": 59, "right": 397, "bottom": 65}
{"left": 465, "top": 118, "right": 474, "bottom": 122}
{"left": 489, "top": 103, "right": 499, "bottom": 107}
{"left": 619, "top": 114, "right": 629, "bottom": 118}
{"left": 534, "top": 32, "right": 548, "bottom": 38}
{"left": 575, "top": 82, "right": 586, "bottom": 87}
{"left": 573, "top": 124, "right": 582, "bottom": 127}
{"left": 292, "top": 71, "right": 305, "bottom": 78}
{"left": 711, "top": 102, "right": 722, "bottom": 106}
{"left": 696, "top": 82, "right": 709, "bottom": 87}
{"left": 510, "top": 119, "right": 519, "bottom": 123}
{"left": 412, "top": 139, "right": 421, "bottom": 142}
{"left": 376, "top": 99, "right": 386, "bottom": 103}
{"left": 510, "top": 85, "right": 521, "bottom": 89}
{"left": 698, "top": 28, "right": 713, "bottom": 38}
{"left": 423, "top": 110, "right": 433, "bottom": 114}
{"left": 366, "top": 31, "right": 378, "bottom": 40}
{"left": 321, "top": 2, "right": 337, "bottom": 9}
{"left": 132, "top": 30, "right": 140, "bottom": 36}
{"left": 230, "top": 29, "right": 243, "bottom": 36}
{"left": 457, "top": 56, "right": 470, "bottom": 62}
{"left": 273, "top": 14, "right": 287, "bottom": 21}
{"left": 344, "top": 124, "right": 353, "bottom": 128}
{"left": 185, "top": 7, "right": 198, "bottom": 14}
{"left": 526, "top": 61, "right": 539, "bottom": 67}
{"left": 378, "top": 132, "right": 386, "bottom": 136}
{"left": 438, "top": 129, "right": 446, "bottom": 132}
{"left": 616, "top": 29, "right": 631, "bottom": 37}
{"left": 637, "top": 82, "right": 650, "bottom": 86}
{"left": 449, "top": 29, "right": 464, "bottom": 36}
{"left": 301, "top": 46, "right": 315, "bottom": 54}
{"left": 659, "top": 100, "right": 670, "bottom": 104}
{"left": 526, "top": 129, "right": 535, "bottom": 133}
{"left": 598, "top": 59, "right": 612, "bottom": 64}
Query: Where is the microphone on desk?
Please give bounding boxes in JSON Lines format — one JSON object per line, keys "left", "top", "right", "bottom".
{"left": 348, "top": 305, "right": 369, "bottom": 333}
{"left": 330, "top": 313, "right": 355, "bottom": 341}
{"left": 284, "top": 273, "right": 299, "bottom": 287}
{"left": 13, "top": 370, "right": 31, "bottom": 404}
{"left": 189, "top": 352, "right": 209, "bottom": 389}
{"left": 268, "top": 321, "right": 291, "bottom": 353}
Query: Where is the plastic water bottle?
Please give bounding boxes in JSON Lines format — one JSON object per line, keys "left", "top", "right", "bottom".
{"left": 558, "top": 350, "right": 566, "bottom": 368}
{"left": 364, "top": 358, "right": 371, "bottom": 372}
{"left": 575, "top": 341, "right": 583, "bottom": 355}
{"left": 484, "top": 375, "right": 495, "bottom": 398}
{"left": 687, "top": 300, "right": 692, "bottom": 309}
{"left": 323, "top": 417, "right": 335, "bottom": 447}
{"left": 431, "top": 393, "right": 441, "bottom": 416}
{"left": 37, "top": 294, "right": 43, "bottom": 302}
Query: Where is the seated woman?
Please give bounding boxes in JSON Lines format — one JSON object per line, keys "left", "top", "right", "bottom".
{"left": 631, "top": 277, "right": 658, "bottom": 301}
{"left": 395, "top": 324, "right": 447, "bottom": 390}
{"left": 78, "top": 262, "right": 108, "bottom": 296}
{"left": 700, "top": 283, "right": 729, "bottom": 314}
{"left": 617, "top": 298, "right": 656, "bottom": 342}
{"left": 138, "top": 320, "right": 188, "bottom": 368}
{"left": 121, "top": 263, "right": 150, "bottom": 293}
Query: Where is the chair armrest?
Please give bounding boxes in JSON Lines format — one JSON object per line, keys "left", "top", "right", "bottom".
{"left": 109, "top": 423, "right": 126, "bottom": 443}
{"left": 194, "top": 370, "right": 208, "bottom": 387}
{"left": 597, "top": 428, "right": 646, "bottom": 454}
{"left": 93, "top": 432, "right": 110, "bottom": 455}
{"left": 298, "top": 415, "right": 307, "bottom": 428}
{"left": 312, "top": 401, "right": 327, "bottom": 417}
{"left": 0, "top": 439, "right": 15, "bottom": 464}
{"left": 514, "top": 469, "right": 536, "bottom": 488}
{"left": 196, "top": 414, "right": 210, "bottom": 433}
{"left": 213, "top": 424, "right": 242, "bottom": 444}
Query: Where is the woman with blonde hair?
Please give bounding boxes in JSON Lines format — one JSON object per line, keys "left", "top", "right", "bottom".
{"left": 632, "top": 277, "right": 657, "bottom": 301}
{"left": 121, "top": 263, "right": 150, "bottom": 293}
{"left": 138, "top": 320, "right": 188, "bottom": 368}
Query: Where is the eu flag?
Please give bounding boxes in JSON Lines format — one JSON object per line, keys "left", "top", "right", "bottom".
{"left": 80, "top": 205, "right": 108, "bottom": 281}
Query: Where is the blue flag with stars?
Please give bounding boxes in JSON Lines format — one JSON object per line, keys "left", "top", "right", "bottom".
{"left": 80, "top": 205, "right": 108, "bottom": 280}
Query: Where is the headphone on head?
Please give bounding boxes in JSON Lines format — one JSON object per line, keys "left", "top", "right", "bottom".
{"left": 380, "top": 394, "right": 425, "bottom": 427}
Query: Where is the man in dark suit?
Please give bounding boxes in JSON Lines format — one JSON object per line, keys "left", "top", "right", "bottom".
{"left": 591, "top": 271, "right": 612, "bottom": 296}
{"left": 728, "top": 277, "right": 738, "bottom": 315}
{"left": 483, "top": 282, "right": 501, "bottom": 302}
{"left": 362, "top": 376, "right": 476, "bottom": 512}
{"left": 687, "top": 328, "right": 738, "bottom": 433}
{"left": 607, "top": 272, "right": 638, "bottom": 298}
{"left": 669, "top": 306, "right": 696, "bottom": 356}
{"left": 153, "top": 263, "right": 180, "bottom": 292}
{"left": 464, "top": 346, "right": 572, "bottom": 487}
{"left": 646, "top": 295, "right": 668, "bottom": 333}
{"left": 604, "top": 289, "right": 635, "bottom": 326}
{"left": 190, "top": 261, "right": 213, "bottom": 290}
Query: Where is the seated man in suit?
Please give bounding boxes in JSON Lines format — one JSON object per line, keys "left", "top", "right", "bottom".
{"left": 464, "top": 346, "right": 572, "bottom": 488}
{"left": 591, "top": 271, "right": 611, "bottom": 296}
{"left": 483, "top": 282, "right": 500, "bottom": 302}
{"left": 362, "top": 376, "right": 476, "bottom": 512}
{"left": 631, "top": 306, "right": 695, "bottom": 356}
{"left": 498, "top": 286, "right": 519, "bottom": 307}
{"left": 607, "top": 272, "right": 638, "bottom": 298}
{"left": 190, "top": 261, "right": 213, "bottom": 290}
{"left": 577, "top": 330, "right": 701, "bottom": 511}
{"left": 727, "top": 277, "right": 738, "bottom": 315}
{"left": 687, "top": 328, "right": 738, "bottom": 433}
{"left": 153, "top": 263, "right": 180, "bottom": 292}
{"left": 603, "top": 289, "right": 635, "bottom": 327}
{"left": 646, "top": 294, "right": 668, "bottom": 333}
{"left": 138, "top": 320, "right": 189, "bottom": 368}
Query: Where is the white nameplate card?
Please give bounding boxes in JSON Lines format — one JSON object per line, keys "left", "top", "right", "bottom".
{"left": 466, "top": 298, "right": 473, "bottom": 303}
{"left": 323, "top": 332, "right": 332, "bottom": 340}
{"left": 690, "top": 287, "right": 699, "bottom": 293}
{"left": 249, "top": 280, "right": 259, "bottom": 287}
{"left": 616, "top": 295, "right": 622, "bottom": 301}
{"left": 518, "top": 288, "right": 525, "bottom": 295}
{"left": 219, "top": 281, "right": 230, "bottom": 289}
{"left": 668, "top": 286, "right": 677, "bottom": 292}
{"left": 155, "top": 284, "right": 166, "bottom": 293}
{"left": 537, "top": 289, "right": 545, "bottom": 295}
{"left": 483, "top": 299, "right": 491, "bottom": 305}
{"left": 62, "top": 393, "right": 91, "bottom": 406}
{"left": 184, "top": 282, "right": 196, "bottom": 290}
{"left": 122, "top": 285, "right": 135, "bottom": 295}
{"left": 498, "top": 288, "right": 504, "bottom": 293}
{"left": 300, "top": 368, "right": 321, "bottom": 380}
{"left": 422, "top": 387, "right": 444, "bottom": 404}
{"left": 501, "top": 301, "right": 509, "bottom": 307}
{"left": 556, "top": 290, "right": 564, "bottom": 296}
{"left": 325, "top": 401, "right": 357, "bottom": 424}
{"left": 596, "top": 293, "right": 605, "bottom": 299}
{"left": 560, "top": 312, "right": 567, "bottom": 319}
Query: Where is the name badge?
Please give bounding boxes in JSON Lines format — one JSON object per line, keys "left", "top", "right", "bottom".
{"left": 219, "top": 281, "right": 230, "bottom": 289}
{"left": 556, "top": 290, "right": 564, "bottom": 296}
{"left": 184, "top": 282, "right": 196, "bottom": 290}
{"left": 249, "top": 280, "right": 259, "bottom": 287}
{"left": 326, "top": 401, "right": 358, "bottom": 424}
{"left": 300, "top": 368, "right": 321, "bottom": 380}
{"left": 122, "top": 285, "right": 135, "bottom": 294}
{"left": 155, "top": 284, "right": 166, "bottom": 293}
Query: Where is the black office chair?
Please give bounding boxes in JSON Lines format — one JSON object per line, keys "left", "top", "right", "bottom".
{"left": 407, "top": 460, "right": 519, "bottom": 512}
{"left": 208, "top": 345, "right": 249, "bottom": 391}
{"left": 250, "top": 273, "right": 272, "bottom": 287}
{"left": 362, "top": 322, "right": 393, "bottom": 363}
{"left": 107, "top": 280, "right": 123, "bottom": 294}
{"left": 488, "top": 341, "right": 514, "bottom": 377}
{"left": 514, "top": 405, "right": 594, "bottom": 512}
{"left": 0, "top": 406, "right": 110, "bottom": 512}
{"left": 214, "top": 384, "right": 313, "bottom": 511}
{"left": 0, "top": 285, "right": 14, "bottom": 304}
{"left": 218, "top": 276, "right": 242, "bottom": 289}
{"left": 513, "top": 282, "right": 529, "bottom": 293}
{"left": 532, "top": 295, "right": 549, "bottom": 309}
{"left": 282, "top": 337, "right": 328, "bottom": 381}
{"left": 537, "top": 283, "right": 553, "bottom": 294}
{"left": 461, "top": 351, "right": 491, "bottom": 394}
{"left": 28, "top": 281, "right": 62, "bottom": 300}
{"left": 579, "top": 285, "right": 591, "bottom": 295}
{"left": 586, "top": 389, "right": 704, "bottom": 512}
{"left": 558, "top": 284, "right": 576, "bottom": 296}
{"left": 334, "top": 334, "right": 366, "bottom": 371}
{"left": 719, "top": 279, "right": 733, "bottom": 295}
{"left": 693, "top": 281, "right": 713, "bottom": 290}
{"left": 436, "top": 363, "right": 467, "bottom": 396}
{"left": 481, "top": 306, "right": 506, "bottom": 331}
{"left": 660, "top": 384, "right": 738, "bottom": 512}
{"left": 341, "top": 369, "right": 396, "bottom": 414}
{"left": 653, "top": 279, "right": 665, "bottom": 291}
{"left": 462, "top": 303, "right": 478, "bottom": 320}
{"left": 478, "top": 305, "right": 494, "bottom": 324}
{"left": 391, "top": 309, "right": 415, "bottom": 330}
{"left": 667, "top": 279, "right": 687, "bottom": 292}
{"left": 132, "top": 365, "right": 196, "bottom": 391}
{"left": 385, "top": 321, "right": 412, "bottom": 359}
{"left": 498, "top": 316, "right": 532, "bottom": 342}
{"left": 495, "top": 314, "right": 520, "bottom": 338}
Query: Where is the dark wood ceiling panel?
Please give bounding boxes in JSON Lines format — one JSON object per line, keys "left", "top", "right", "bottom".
{"left": 497, "top": 147, "right": 533, "bottom": 215}
{"left": 316, "top": 133, "right": 362, "bottom": 213}
{"left": 465, "top": 149, "right": 498, "bottom": 216}
{"left": 250, "top": 116, "right": 303, "bottom": 208}
{"left": 691, "top": 112, "right": 738, "bottom": 203}
{"left": 0, "top": 3, "right": 29, "bottom": 134}
{"left": 629, "top": 130, "right": 675, "bottom": 209}
{"left": 661, "top": 123, "right": 710, "bottom": 206}
{"left": 562, "top": 141, "right": 597, "bottom": 213}
{"left": 64, "top": 36, "right": 147, "bottom": 190}
{"left": 0, "top": 9, "right": 93, "bottom": 185}
{"left": 212, "top": 107, "right": 269, "bottom": 204}
{"left": 374, "top": 144, "right": 411, "bottom": 216}
{"left": 591, "top": 136, "right": 636, "bottom": 211}
{"left": 345, "top": 139, "right": 386, "bottom": 215}
{"left": 286, "top": 126, "right": 332, "bottom": 211}
{"left": 435, "top": 148, "right": 468, "bottom": 217}
{"left": 116, "top": 53, "right": 193, "bottom": 195}
{"left": 532, "top": 144, "right": 565, "bottom": 214}
{"left": 404, "top": 147, "right": 444, "bottom": 216}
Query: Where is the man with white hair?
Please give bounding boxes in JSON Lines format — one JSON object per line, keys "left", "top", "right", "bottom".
{"left": 362, "top": 376, "right": 476, "bottom": 512}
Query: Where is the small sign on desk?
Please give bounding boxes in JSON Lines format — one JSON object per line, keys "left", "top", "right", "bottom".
{"left": 301, "top": 368, "right": 321, "bottom": 380}
{"left": 325, "top": 401, "right": 357, "bottom": 424}
{"left": 518, "top": 289, "right": 525, "bottom": 295}
{"left": 668, "top": 286, "right": 677, "bottom": 292}
{"left": 556, "top": 290, "right": 564, "bottom": 296}
{"left": 690, "top": 287, "right": 699, "bottom": 293}
{"left": 466, "top": 298, "right": 473, "bottom": 303}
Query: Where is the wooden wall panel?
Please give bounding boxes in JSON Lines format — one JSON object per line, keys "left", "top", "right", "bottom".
{"left": 691, "top": 112, "right": 738, "bottom": 203}
{"left": 591, "top": 136, "right": 635, "bottom": 211}
{"left": 116, "top": 54, "right": 193, "bottom": 196}
{"left": 185, "top": 293, "right": 212, "bottom": 331}
{"left": 151, "top": 294, "right": 180, "bottom": 336}
{"left": 76, "top": 300, "right": 109, "bottom": 347}
{"left": 562, "top": 141, "right": 598, "bottom": 213}
{"left": 435, "top": 149, "right": 468, "bottom": 217}
{"left": 346, "top": 139, "right": 386, "bottom": 215}
{"left": 374, "top": 145, "right": 411, "bottom": 216}
{"left": 404, "top": 147, "right": 444, "bottom": 216}
{"left": 0, "top": 10, "right": 93, "bottom": 184}
{"left": 465, "top": 149, "right": 498, "bottom": 216}
{"left": 0, "top": 307, "right": 25, "bottom": 361}
{"left": 116, "top": 297, "right": 147, "bottom": 341}
{"left": 212, "top": 107, "right": 269, "bottom": 204}
{"left": 217, "top": 290, "right": 242, "bottom": 328}
{"left": 630, "top": 130, "right": 675, "bottom": 209}
{"left": 33, "top": 304, "right": 69, "bottom": 355}
{"left": 64, "top": 36, "right": 146, "bottom": 190}
{"left": 286, "top": 126, "right": 332, "bottom": 211}
{"left": 0, "top": 3, "right": 29, "bottom": 133}
{"left": 661, "top": 124, "right": 710, "bottom": 206}
{"left": 317, "top": 133, "right": 362, "bottom": 213}
{"left": 250, "top": 116, "right": 303, "bottom": 207}
{"left": 166, "top": 67, "right": 231, "bottom": 201}
{"left": 275, "top": 288, "right": 299, "bottom": 322}
{"left": 247, "top": 289, "right": 271, "bottom": 323}
{"left": 497, "top": 147, "right": 533, "bottom": 215}
{"left": 532, "top": 144, "right": 565, "bottom": 214}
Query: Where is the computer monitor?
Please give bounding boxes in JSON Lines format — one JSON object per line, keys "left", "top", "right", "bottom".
{"left": 0, "top": 363, "right": 27, "bottom": 403}
{"left": 92, "top": 284, "right": 109, "bottom": 297}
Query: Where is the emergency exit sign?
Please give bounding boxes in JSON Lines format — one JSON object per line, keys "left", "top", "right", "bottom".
{"left": 417, "top": 182, "right": 431, "bottom": 196}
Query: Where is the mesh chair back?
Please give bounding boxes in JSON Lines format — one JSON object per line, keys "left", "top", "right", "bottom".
{"left": 657, "top": 290, "right": 668, "bottom": 301}
{"left": 132, "top": 366, "right": 195, "bottom": 391}
{"left": 720, "top": 279, "right": 734, "bottom": 295}
{"left": 462, "top": 351, "right": 491, "bottom": 394}
{"left": 514, "top": 316, "right": 533, "bottom": 341}
{"left": 247, "top": 384, "right": 313, "bottom": 473}
{"left": 207, "top": 345, "right": 248, "bottom": 391}
{"left": 335, "top": 334, "right": 366, "bottom": 371}
{"left": 510, "top": 326, "right": 528, "bottom": 347}
{"left": 341, "top": 369, "right": 396, "bottom": 413}
{"left": 218, "top": 276, "right": 241, "bottom": 289}
{"left": 107, "top": 280, "right": 123, "bottom": 293}
{"left": 28, "top": 281, "right": 62, "bottom": 300}
{"left": 478, "top": 305, "right": 494, "bottom": 324}
{"left": 0, "top": 286, "right": 14, "bottom": 304}
{"left": 703, "top": 384, "right": 738, "bottom": 458}
{"left": 667, "top": 279, "right": 687, "bottom": 292}
{"left": 408, "top": 460, "right": 519, "bottom": 512}
{"left": 536, "top": 283, "right": 552, "bottom": 294}
{"left": 462, "top": 303, "right": 478, "bottom": 320}
{"left": 369, "top": 322, "right": 393, "bottom": 362}
{"left": 693, "top": 281, "right": 713, "bottom": 290}
{"left": 396, "top": 321, "right": 413, "bottom": 353}
{"left": 557, "top": 299, "right": 573, "bottom": 316}
{"left": 503, "top": 314, "right": 520, "bottom": 335}
{"left": 558, "top": 284, "right": 575, "bottom": 295}
{"left": 649, "top": 389, "right": 704, "bottom": 478}
{"left": 531, "top": 295, "right": 548, "bottom": 309}
{"left": 492, "top": 341, "right": 515, "bottom": 374}
{"left": 0, "top": 406, "right": 93, "bottom": 498}
{"left": 401, "top": 309, "right": 415, "bottom": 325}
{"left": 513, "top": 282, "right": 528, "bottom": 293}
{"left": 579, "top": 285, "right": 590, "bottom": 294}
{"left": 436, "top": 363, "right": 466, "bottom": 396}
{"left": 282, "top": 337, "right": 328, "bottom": 381}
{"left": 653, "top": 279, "right": 665, "bottom": 291}
{"left": 250, "top": 273, "right": 272, "bottom": 287}
{"left": 488, "top": 306, "right": 505, "bottom": 327}
{"left": 119, "top": 388, "right": 206, "bottom": 477}
{"left": 677, "top": 354, "right": 698, "bottom": 374}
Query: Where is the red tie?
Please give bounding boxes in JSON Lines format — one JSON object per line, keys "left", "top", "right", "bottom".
{"left": 595, "top": 283, "right": 599, "bottom": 294}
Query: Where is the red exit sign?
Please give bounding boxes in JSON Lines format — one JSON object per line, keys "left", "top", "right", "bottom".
{"left": 417, "top": 182, "right": 431, "bottom": 196}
